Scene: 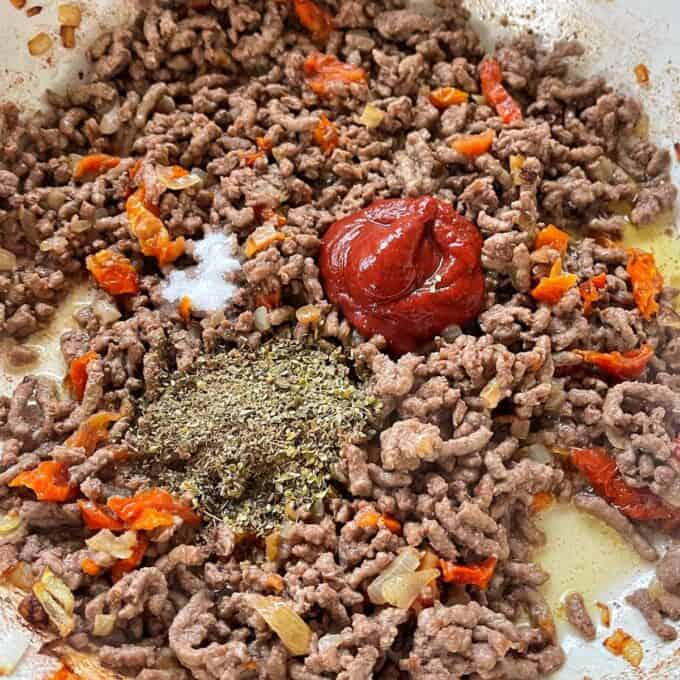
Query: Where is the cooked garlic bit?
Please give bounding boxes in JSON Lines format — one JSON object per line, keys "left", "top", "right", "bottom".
{"left": 58, "top": 2, "right": 81, "bottom": 26}
{"left": 28, "top": 32, "right": 52, "bottom": 56}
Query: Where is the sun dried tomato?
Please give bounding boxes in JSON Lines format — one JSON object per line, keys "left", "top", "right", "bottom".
{"left": 107, "top": 488, "right": 200, "bottom": 527}
{"left": 451, "top": 129, "right": 495, "bottom": 157}
{"left": 293, "top": 0, "right": 334, "bottom": 41}
{"left": 243, "top": 150, "right": 265, "bottom": 167}
{"left": 86, "top": 249, "right": 140, "bottom": 296}
{"left": 626, "top": 248, "right": 663, "bottom": 319}
{"left": 429, "top": 87, "right": 469, "bottom": 109}
{"left": 256, "top": 136, "right": 274, "bottom": 153}
{"left": 440, "top": 556, "right": 497, "bottom": 589}
{"left": 356, "top": 510, "right": 402, "bottom": 534}
{"left": 49, "top": 667, "right": 81, "bottom": 680}
{"left": 78, "top": 500, "right": 125, "bottom": 531}
{"left": 531, "top": 259, "right": 577, "bottom": 305}
{"left": 111, "top": 534, "right": 149, "bottom": 582}
{"left": 303, "top": 52, "right": 367, "bottom": 97}
{"left": 479, "top": 59, "right": 523, "bottom": 124}
{"left": 312, "top": 114, "right": 339, "bottom": 154}
{"left": 126, "top": 187, "right": 185, "bottom": 266}
{"left": 73, "top": 154, "right": 120, "bottom": 182}
{"left": 579, "top": 272, "right": 607, "bottom": 315}
{"left": 128, "top": 507, "right": 176, "bottom": 531}
{"left": 254, "top": 286, "right": 281, "bottom": 311}
{"left": 575, "top": 344, "right": 654, "bottom": 381}
{"left": 68, "top": 351, "right": 99, "bottom": 401}
{"left": 535, "top": 224, "right": 569, "bottom": 255}
{"left": 65, "top": 411, "right": 121, "bottom": 454}
{"left": 9, "top": 460, "right": 76, "bottom": 502}
{"left": 571, "top": 447, "right": 680, "bottom": 522}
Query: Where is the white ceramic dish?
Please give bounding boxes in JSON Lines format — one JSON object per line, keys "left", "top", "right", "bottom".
{"left": 0, "top": 1, "right": 678, "bottom": 678}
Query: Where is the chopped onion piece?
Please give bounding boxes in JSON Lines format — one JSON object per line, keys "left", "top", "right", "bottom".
{"left": 253, "top": 306, "right": 271, "bottom": 332}
{"left": 317, "top": 633, "right": 343, "bottom": 653}
{"left": 296, "top": 305, "right": 321, "bottom": 326}
{"left": 359, "top": 104, "right": 385, "bottom": 129}
{"left": 99, "top": 101, "right": 121, "bottom": 135}
{"left": 0, "top": 512, "right": 23, "bottom": 537}
{"left": 58, "top": 3, "right": 81, "bottom": 26}
{"left": 93, "top": 298, "right": 122, "bottom": 325}
{"left": 0, "top": 247, "right": 17, "bottom": 272}
{"left": 480, "top": 378, "right": 506, "bottom": 409}
{"left": 4, "top": 561, "right": 33, "bottom": 591}
{"left": 92, "top": 613, "right": 116, "bottom": 637}
{"left": 245, "top": 225, "right": 286, "bottom": 258}
{"left": 367, "top": 547, "right": 421, "bottom": 605}
{"left": 39, "top": 236, "right": 68, "bottom": 252}
{"left": 28, "top": 32, "right": 52, "bottom": 56}
{"left": 381, "top": 569, "right": 440, "bottom": 609}
{"left": 0, "top": 627, "right": 31, "bottom": 675}
{"left": 156, "top": 166, "right": 202, "bottom": 191}
{"left": 524, "top": 444, "right": 554, "bottom": 465}
{"left": 510, "top": 154, "right": 526, "bottom": 186}
{"left": 86, "top": 530, "right": 137, "bottom": 560}
{"left": 245, "top": 594, "right": 312, "bottom": 655}
{"left": 33, "top": 567, "right": 75, "bottom": 637}
{"left": 604, "top": 425, "right": 628, "bottom": 450}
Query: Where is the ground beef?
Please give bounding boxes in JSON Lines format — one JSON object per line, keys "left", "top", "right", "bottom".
{"left": 0, "top": 0, "right": 678, "bottom": 678}
{"left": 625, "top": 588, "right": 677, "bottom": 641}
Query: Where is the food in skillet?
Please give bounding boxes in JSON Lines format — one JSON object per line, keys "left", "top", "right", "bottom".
{"left": 0, "top": 0, "right": 679, "bottom": 678}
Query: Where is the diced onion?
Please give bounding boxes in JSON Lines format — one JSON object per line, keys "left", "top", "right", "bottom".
{"left": 604, "top": 425, "right": 628, "bottom": 450}
{"left": 28, "top": 33, "right": 52, "bottom": 56}
{"left": 544, "top": 380, "right": 566, "bottom": 413}
{"left": 245, "top": 594, "right": 312, "bottom": 656}
{"left": 33, "top": 567, "right": 75, "bottom": 637}
{"left": 265, "top": 532, "right": 280, "bottom": 562}
{"left": 4, "top": 561, "right": 33, "bottom": 591}
{"left": 471, "top": 94, "right": 487, "bottom": 105}
{"left": 510, "top": 155, "right": 526, "bottom": 186}
{"left": 359, "top": 104, "right": 385, "bottom": 129}
{"left": 367, "top": 547, "right": 421, "bottom": 605}
{"left": 55, "top": 646, "right": 121, "bottom": 680}
{"left": 317, "top": 634, "right": 343, "bottom": 653}
{"left": 524, "top": 444, "right": 554, "bottom": 465}
{"left": 245, "top": 225, "right": 286, "bottom": 258}
{"left": 253, "top": 306, "right": 271, "bottom": 332}
{"left": 0, "top": 627, "right": 31, "bottom": 676}
{"left": 0, "top": 247, "right": 17, "bottom": 272}
{"left": 92, "top": 613, "right": 116, "bottom": 637}
{"left": 0, "top": 512, "right": 23, "bottom": 538}
{"left": 100, "top": 101, "right": 121, "bottom": 136}
{"left": 39, "top": 236, "right": 68, "bottom": 252}
{"left": 381, "top": 569, "right": 440, "bottom": 609}
{"left": 480, "top": 378, "right": 506, "bottom": 409}
{"left": 58, "top": 3, "right": 81, "bottom": 26}
{"left": 86, "top": 530, "right": 137, "bottom": 560}
{"left": 156, "top": 166, "right": 202, "bottom": 191}
{"left": 93, "top": 298, "right": 122, "bottom": 325}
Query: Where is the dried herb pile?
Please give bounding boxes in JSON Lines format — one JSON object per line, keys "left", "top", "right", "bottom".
{"left": 132, "top": 339, "right": 381, "bottom": 533}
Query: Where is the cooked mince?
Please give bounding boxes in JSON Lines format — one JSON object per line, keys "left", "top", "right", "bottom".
{"left": 0, "top": 0, "right": 679, "bottom": 678}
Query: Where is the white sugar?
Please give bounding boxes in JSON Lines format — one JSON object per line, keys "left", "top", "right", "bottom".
{"left": 162, "top": 232, "right": 241, "bottom": 312}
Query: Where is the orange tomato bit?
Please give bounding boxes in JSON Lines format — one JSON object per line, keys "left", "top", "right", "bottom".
{"left": 73, "top": 154, "right": 120, "bottom": 182}
{"left": 65, "top": 411, "right": 121, "bottom": 454}
{"left": 294, "top": 0, "right": 334, "bottom": 42}
{"left": 531, "top": 491, "right": 554, "bottom": 513}
{"left": 312, "top": 114, "right": 339, "bottom": 154}
{"left": 9, "top": 460, "right": 76, "bottom": 502}
{"left": 49, "top": 666, "right": 81, "bottom": 680}
{"left": 356, "top": 510, "right": 401, "bottom": 534}
{"left": 256, "top": 136, "right": 274, "bottom": 153}
{"left": 440, "top": 556, "right": 498, "bottom": 589}
{"left": 575, "top": 344, "right": 654, "bottom": 381}
{"left": 579, "top": 272, "right": 607, "bottom": 316}
{"left": 534, "top": 224, "right": 570, "bottom": 256}
{"left": 626, "top": 248, "right": 663, "bottom": 319}
{"left": 128, "top": 507, "right": 175, "bottom": 531}
{"left": 243, "top": 150, "right": 265, "bottom": 167}
{"left": 531, "top": 259, "right": 577, "bottom": 305}
{"left": 303, "top": 52, "right": 367, "bottom": 97}
{"left": 126, "top": 187, "right": 186, "bottom": 266}
{"left": 78, "top": 499, "right": 125, "bottom": 531}
{"left": 68, "top": 351, "right": 99, "bottom": 401}
{"left": 429, "top": 87, "right": 469, "bottom": 109}
{"left": 254, "top": 287, "right": 282, "bottom": 311}
{"left": 111, "top": 534, "right": 149, "bottom": 582}
{"left": 86, "top": 249, "right": 140, "bottom": 296}
{"left": 479, "top": 58, "right": 523, "bottom": 124}
{"left": 108, "top": 487, "right": 200, "bottom": 526}
{"left": 451, "top": 129, "right": 495, "bottom": 157}
{"left": 81, "top": 557, "right": 103, "bottom": 576}
{"left": 178, "top": 296, "right": 192, "bottom": 323}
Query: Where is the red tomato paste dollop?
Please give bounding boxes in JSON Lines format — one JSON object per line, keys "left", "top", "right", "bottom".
{"left": 320, "top": 197, "right": 484, "bottom": 354}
